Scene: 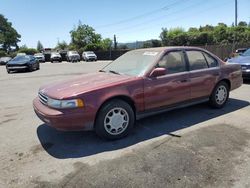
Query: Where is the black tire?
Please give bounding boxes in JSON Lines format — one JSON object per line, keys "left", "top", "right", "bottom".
{"left": 51, "top": 61, "right": 53, "bottom": 63}
{"left": 7, "top": 68, "right": 10, "bottom": 74}
{"left": 209, "top": 81, "right": 229, "bottom": 108}
{"left": 95, "top": 99, "right": 135, "bottom": 140}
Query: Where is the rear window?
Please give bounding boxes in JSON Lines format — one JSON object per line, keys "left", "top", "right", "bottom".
{"left": 203, "top": 53, "right": 218, "bottom": 68}
{"left": 186, "top": 51, "right": 208, "bottom": 71}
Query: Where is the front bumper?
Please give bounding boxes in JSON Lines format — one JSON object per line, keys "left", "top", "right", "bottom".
{"left": 51, "top": 57, "right": 61, "bottom": 61}
{"left": 69, "top": 56, "right": 80, "bottom": 61}
{"left": 7, "top": 65, "right": 28, "bottom": 70}
{"left": 33, "top": 97, "right": 94, "bottom": 131}
{"left": 86, "top": 56, "right": 97, "bottom": 60}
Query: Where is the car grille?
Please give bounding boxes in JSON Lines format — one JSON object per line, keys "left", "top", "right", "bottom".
{"left": 7, "top": 64, "right": 27, "bottom": 67}
{"left": 241, "top": 65, "right": 250, "bottom": 70}
{"left": 39, "top": 92, "right": 48, "bottom": 105}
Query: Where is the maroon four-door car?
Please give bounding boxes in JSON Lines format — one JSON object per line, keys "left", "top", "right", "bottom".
{"left": 33, "top": 47, "right": 243, "bottom": 139}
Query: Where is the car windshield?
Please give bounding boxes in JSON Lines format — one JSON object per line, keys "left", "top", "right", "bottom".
{"left": 86, "top": 51, "right": 94, "bottom": 54}
{"left": 242, "top": 49, "right": 250, "bottom": 56}
{"left": 70, "top": 51, "right": 78, "bottom": 54}
{"left": 102, "top": 50, "right": 160, "bottom": 76}
{"left": 12, "top": 55, "right": 30, "bottom": 61}
{"left": 35, "top": 53, "right": 43, "bottom": 56}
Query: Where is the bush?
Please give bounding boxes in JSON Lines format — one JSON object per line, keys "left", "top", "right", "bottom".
{"left": 0, "top": 50, "right": 7, "bottom": 57}
{"left": 18, "top": 48, "right": 38, "bottom": 55}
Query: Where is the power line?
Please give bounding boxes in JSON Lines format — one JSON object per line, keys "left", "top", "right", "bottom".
{"left": 100, "top": 0, "right": 203, "bottom": 34}
{"left": 113, "top": 0, "right": 234, "bottom": 39}
{"left": 95, "top": 0, "right": 188, "bottom": 29}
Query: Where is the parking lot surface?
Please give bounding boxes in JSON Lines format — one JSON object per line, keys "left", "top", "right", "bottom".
{"left": 1, "top": 61, "right": 250, "bottom": 188}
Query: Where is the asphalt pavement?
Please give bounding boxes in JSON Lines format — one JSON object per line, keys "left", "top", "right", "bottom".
{"left": 0, "top": 61, "right": 250, "bottom": 188}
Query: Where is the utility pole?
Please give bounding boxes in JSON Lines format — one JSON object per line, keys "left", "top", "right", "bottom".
{"left": 235, "top": 0, "right": 238, "bottom": 26}
{"left": 114, "top": 35, "right": 117, "bottom": 50}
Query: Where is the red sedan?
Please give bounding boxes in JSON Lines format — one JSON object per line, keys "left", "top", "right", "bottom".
{"left": 33, "top": 47, "right": 243, "bottom": 140}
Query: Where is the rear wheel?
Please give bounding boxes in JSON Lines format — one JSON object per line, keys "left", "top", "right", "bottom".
{"left": 95, "top": 99, "right": 135, "bottom": 140}
{"left": 209, "top": 81, "right": 229, "bottom": 108}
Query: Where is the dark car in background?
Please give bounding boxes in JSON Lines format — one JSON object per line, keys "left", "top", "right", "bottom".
{"left": 0, "top": 57, "right": 12, "bottom": 65}
{"left": 6, "top": 55, "right": 40, "bottom": 73}
{"left": 228, "top": 48, "right": 250, "bottom": 79}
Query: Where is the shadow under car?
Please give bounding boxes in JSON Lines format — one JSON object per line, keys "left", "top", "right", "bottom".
{"left": 36, "top": 98, "right": 249, "bottom": 159}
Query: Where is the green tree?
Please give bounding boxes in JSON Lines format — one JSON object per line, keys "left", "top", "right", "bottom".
{"left": 55, "top": 40, "right": 68, "bottom": 50}
{"left": 0, "top": 14, "right": 21, "bottom": 52}
{"left": 18, "top": 45, "right": 38, "bottom": 55}
{"left": 238, "top": 21, "right": 247, "bottom": 27}
{"left": 70, "top": 22, "right": 102, "bottom": 50}
{"left": 143, "top": 40, "right": 162, "bottom": 48}
{"left": 37, "top": 40, "right": 43, "bottom": 52}
{"left": 167, "top": 28, "right": 187, "bottom": 45}
{"left": 101, "top": 38, "right": 112, "bottom": 51}
{"left": 160, "top": 28, "right": 168, "bottom": 46}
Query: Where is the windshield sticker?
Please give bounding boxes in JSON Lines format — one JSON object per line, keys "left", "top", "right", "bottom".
{"left": 143, "top": 52, "right": 158, "bottom": 56}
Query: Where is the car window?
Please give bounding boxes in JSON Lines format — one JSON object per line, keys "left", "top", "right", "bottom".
{"left": 242, "top": 49, "right": 250, "bottom": 56}
{"left": 186, "top": 50, "right": 208, "bottom": 71}
{"left": 158, "top": 51, "right": 186, "bottom": 74}
{"left": 203, "top": 53, "right": 218, "bottom": 68}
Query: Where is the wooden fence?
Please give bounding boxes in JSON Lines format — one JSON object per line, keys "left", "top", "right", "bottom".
{"left": 95, "top": 43, "right": 250, "bottom": 60}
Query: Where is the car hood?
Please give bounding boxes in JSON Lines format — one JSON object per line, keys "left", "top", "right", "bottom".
{"left": 69, "top": 54, "right": 80, "bottom": 56}
{"left": 40, "top": 72, "right": 135, "bottom": 99}
{"left": 228, "top": 56, "right": 250, "bottom": 65}
{"left": 51, "top": 55, "right": 61, "bottom": 58}
{"left": 7, "top": 60, "right": 29, "bottom": 65}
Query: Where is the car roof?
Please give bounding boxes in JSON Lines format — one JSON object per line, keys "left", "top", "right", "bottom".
{"left": 133, "top": 46, "right": 205, "bottom": 53}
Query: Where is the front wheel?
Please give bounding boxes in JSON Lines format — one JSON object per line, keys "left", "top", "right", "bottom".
{"left": 95, "top": 99, "right": 135, "bottom": 140}
{"left": 209, "top": 81, "right": 229, "bottom": 108}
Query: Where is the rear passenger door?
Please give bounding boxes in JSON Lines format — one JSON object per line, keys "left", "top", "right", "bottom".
{"left": 185, "top": 50, "right": 220, "bottom": 100}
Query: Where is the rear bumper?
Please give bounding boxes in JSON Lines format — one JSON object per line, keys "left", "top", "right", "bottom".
{"left": 33, "top": 97, "right": 94, "bottom": 131}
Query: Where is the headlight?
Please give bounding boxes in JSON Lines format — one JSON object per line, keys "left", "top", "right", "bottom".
{"left": 47, "top": 98, "right": 84, "bottom": 109}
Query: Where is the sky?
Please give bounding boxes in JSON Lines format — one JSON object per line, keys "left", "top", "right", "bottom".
{"left": 0, "top": 0, "right": 250, "bottom": 48}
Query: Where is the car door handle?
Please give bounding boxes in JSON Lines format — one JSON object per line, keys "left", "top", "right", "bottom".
{"left": 176, "top": 79, "right": 188, "bottom": 83}
{"left": 181, "top": 79, "right": 189, "bottom": 83}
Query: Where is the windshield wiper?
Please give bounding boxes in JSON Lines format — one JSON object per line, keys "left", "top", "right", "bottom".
{"left": 99, "top": 70, "right": 106, "bottom": 72}
{"left": 108, "top": 70, "right": 121, "bottom": 75}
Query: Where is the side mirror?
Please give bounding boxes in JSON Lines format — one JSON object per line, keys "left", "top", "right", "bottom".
{"left": 149, "top": 67, "right": 166, "bottom": 78}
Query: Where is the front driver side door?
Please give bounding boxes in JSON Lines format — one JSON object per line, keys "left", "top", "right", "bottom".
{"left": 144, "top": 50, "right": 190, "bottom": 110}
